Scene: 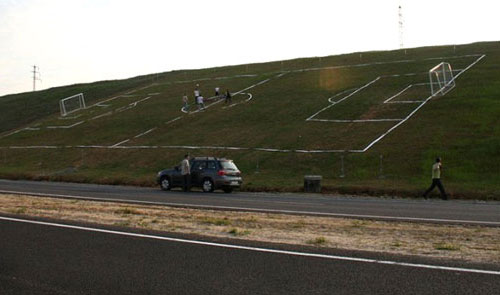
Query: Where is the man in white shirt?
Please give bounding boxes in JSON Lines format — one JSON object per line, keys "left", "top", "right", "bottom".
{"left": 423, "top": 157, "right": 447, "bottom": 200}
{"left": 197, "top": 95, "right": 205, "bottom": 110}
{"left": 180, "top": 154, "right": 190, "bottom": 192}
{"left": 182, "top": 93, "right": 189, "bottom": 111}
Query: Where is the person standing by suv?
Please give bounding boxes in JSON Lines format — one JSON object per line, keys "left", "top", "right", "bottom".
{"left": 181, "top": 154, "right": 191, "bottom": 192}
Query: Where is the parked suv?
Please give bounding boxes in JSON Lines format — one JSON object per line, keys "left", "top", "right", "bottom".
{"left": 157, "top": 157, "right": 242, "bottom": 193}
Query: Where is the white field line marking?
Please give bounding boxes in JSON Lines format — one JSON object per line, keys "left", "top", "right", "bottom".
{"left": 2, "top": 189, "right": 499, "bottom": 226}
{"left": 0, "top": 129, "right": 24, "bottom": 138}
{"left": 309, "top": 119, "right": 403, "bottom": 123}
{"left": 2, "top": 54, "right": 485, "bottom": 154}
{"left": 150, "top": 54, "right": 482, "bottom": 89}
{"left": 1, "top": 215, "right": 499, "bottom": 276}
{"left": 6, "top": 146, "right": 60, "bottom": 149}
{"left": 87, "top": 96, "right": 121, "bottom": 109}
{"left": 384, "top": 85, "right": 414, "bottom": 103}
{"left": 110, "top": 139, "right": 130, "bottom": 148}
{"left": 133, "top": 72, "right": 275, "bottom": 141}
{"left": 95, "top": 103, "right": 110, "bottom": 108}
{"left": 116, "top": 96, "right": 151, "bottom": 113}
{"left": 360, "top": 54, "right": 486, "bottom": 152}
{"left": 328, "top": 88, "right": 358, "bottom": 104}
{"left": 384, "top": 84, "right": 426, "bottom": 104}
{"left": 221, "top": 93, "right": 253, "bottom": 109}
{"left": 133, "top": 127, "right": 157, "bottom": 139}
{"left": 46, "top": 121, "right": 85, "bottom": 129}
{"left": 453, "top": 54, "right": 486, "bottom": 80}
{"left": 90, "top": 111, "right": 113, "bottom": 121}
{"left": 306, "top": 77, "right": 381, "bottom": 121}
{"left": 58, "top": 114, "right": 82, "bottom": 120}
{"left": 148, "top": 93, "right": 161, "bottom": 96}
{"left": 166, "top": 116, "right": 182, "bottom": 125}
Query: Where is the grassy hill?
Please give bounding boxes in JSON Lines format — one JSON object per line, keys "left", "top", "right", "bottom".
{"left": 1, "top": 41, "right": 499, "bottom": 199}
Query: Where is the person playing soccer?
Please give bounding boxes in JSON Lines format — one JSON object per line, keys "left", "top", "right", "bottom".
{"left": 423, "top": 157, "right": 448, "bottom": 200}
{"left": 224, "top": 89, "right": 232, "bottom": 104}
{"left": 182, "top": 93, "right": 189, "bottom": 111}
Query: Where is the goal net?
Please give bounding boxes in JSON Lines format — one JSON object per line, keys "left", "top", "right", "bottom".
{"left": 429, "top": 62, "right": 455, "bottom": 96}
{"left": 60, "top": 93, "right": 86, "bottom": 116}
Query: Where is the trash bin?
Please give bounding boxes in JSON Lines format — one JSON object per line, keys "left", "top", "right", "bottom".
{"left": 304, "top": 175, "right": 322, "bottom": 193}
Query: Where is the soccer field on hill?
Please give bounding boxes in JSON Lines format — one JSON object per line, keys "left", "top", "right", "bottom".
{"left": 0, "top": 42, "right": 499, "bottom": 198}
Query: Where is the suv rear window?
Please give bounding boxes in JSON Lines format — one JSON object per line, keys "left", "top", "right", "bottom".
{"left": 220, "top": 160, "right": 238, "bottom": 171}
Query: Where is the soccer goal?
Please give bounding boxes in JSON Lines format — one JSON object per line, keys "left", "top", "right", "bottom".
{"left": 429, "top": 62, "right": 455, "bottom": 96}
{"left": 60, "top": 93, "right": 86, "bottom": 116}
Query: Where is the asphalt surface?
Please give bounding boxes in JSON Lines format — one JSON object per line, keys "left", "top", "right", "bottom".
{"left": 1, "top": 216, "right": 499, "bottom": 295}
{"left": 0, "top": 179, "right": 499, "bottom": 226}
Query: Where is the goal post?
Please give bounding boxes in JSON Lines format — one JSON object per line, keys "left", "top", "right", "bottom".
{"left": 429, "top": 62, "right": 455, "bottom": 96}
{"left": 60, "top": 93, "right": 86, "bottom": 116}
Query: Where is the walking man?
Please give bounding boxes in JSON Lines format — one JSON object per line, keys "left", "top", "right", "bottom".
{"left": 423, "top": 157, "right": 448, "bottom": 200}
{"left": 215, "top": 86, "right": 220, "bottom": 97}
{"left": 225, "top": 89, "right": 232, "bottom": 104}
{"left": 181, "top": 154, "right": 190, "bottom": 192}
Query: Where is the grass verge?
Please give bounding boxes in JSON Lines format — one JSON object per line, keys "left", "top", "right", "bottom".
{"left": 0, "top": 193, "right": 498, "bottom": 265}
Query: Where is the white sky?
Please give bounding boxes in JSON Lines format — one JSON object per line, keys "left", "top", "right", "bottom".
{"left": 0, "top": 0, "right": 499, "bottom": 96}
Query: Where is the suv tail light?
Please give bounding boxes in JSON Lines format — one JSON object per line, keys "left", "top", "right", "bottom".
{"left": 217, "top": 170, "right": 226, "bottom": 176}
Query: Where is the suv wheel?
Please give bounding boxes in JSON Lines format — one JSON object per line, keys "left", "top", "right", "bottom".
{"left": 202, "top": 178, "right": 214, "bottom": 193}
{"left": 160, "top": 176, "right": 171, "bottom": 191}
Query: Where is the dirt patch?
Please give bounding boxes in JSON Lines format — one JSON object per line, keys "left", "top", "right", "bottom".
{"left": 1, "top": 193, "right": 498, "bottom": 264}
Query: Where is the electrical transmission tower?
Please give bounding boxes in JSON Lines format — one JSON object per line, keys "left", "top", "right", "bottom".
{"left": 398, "top": 5, "right": 405, "bottom": 52}
{"left": 32, "top": 65, "right": 41, "bottom": 91}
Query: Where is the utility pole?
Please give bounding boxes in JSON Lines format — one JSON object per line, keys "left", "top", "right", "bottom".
{"left": 32, "top": 65, "right": 41, "bottom": 91}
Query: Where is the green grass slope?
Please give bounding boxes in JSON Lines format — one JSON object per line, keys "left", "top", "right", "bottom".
{"left": 0, "top": 41, "right": 499, "bottom": 199}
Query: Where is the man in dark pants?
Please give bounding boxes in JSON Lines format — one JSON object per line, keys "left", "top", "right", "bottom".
{"left": 423, "top": 157, "right": 448, "bottom": 200}
{"left": 180, "top": 154, "right": 190, "bottom": 192}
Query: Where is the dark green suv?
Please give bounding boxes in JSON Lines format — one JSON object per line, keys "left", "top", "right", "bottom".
{"left": 157, "top": 157, "right": 242, "bottom": 193}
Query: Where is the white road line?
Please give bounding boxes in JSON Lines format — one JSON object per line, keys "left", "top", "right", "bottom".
{"left": 0, "top": 215, "right": 498, "bottom": 275}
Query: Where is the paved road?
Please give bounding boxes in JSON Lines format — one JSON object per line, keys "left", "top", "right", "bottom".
{"left": 1, "top": 216, "right": 499, "bottom": 295}
{"left": 0, "top": 179, "right": 499, "bottom": 226}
